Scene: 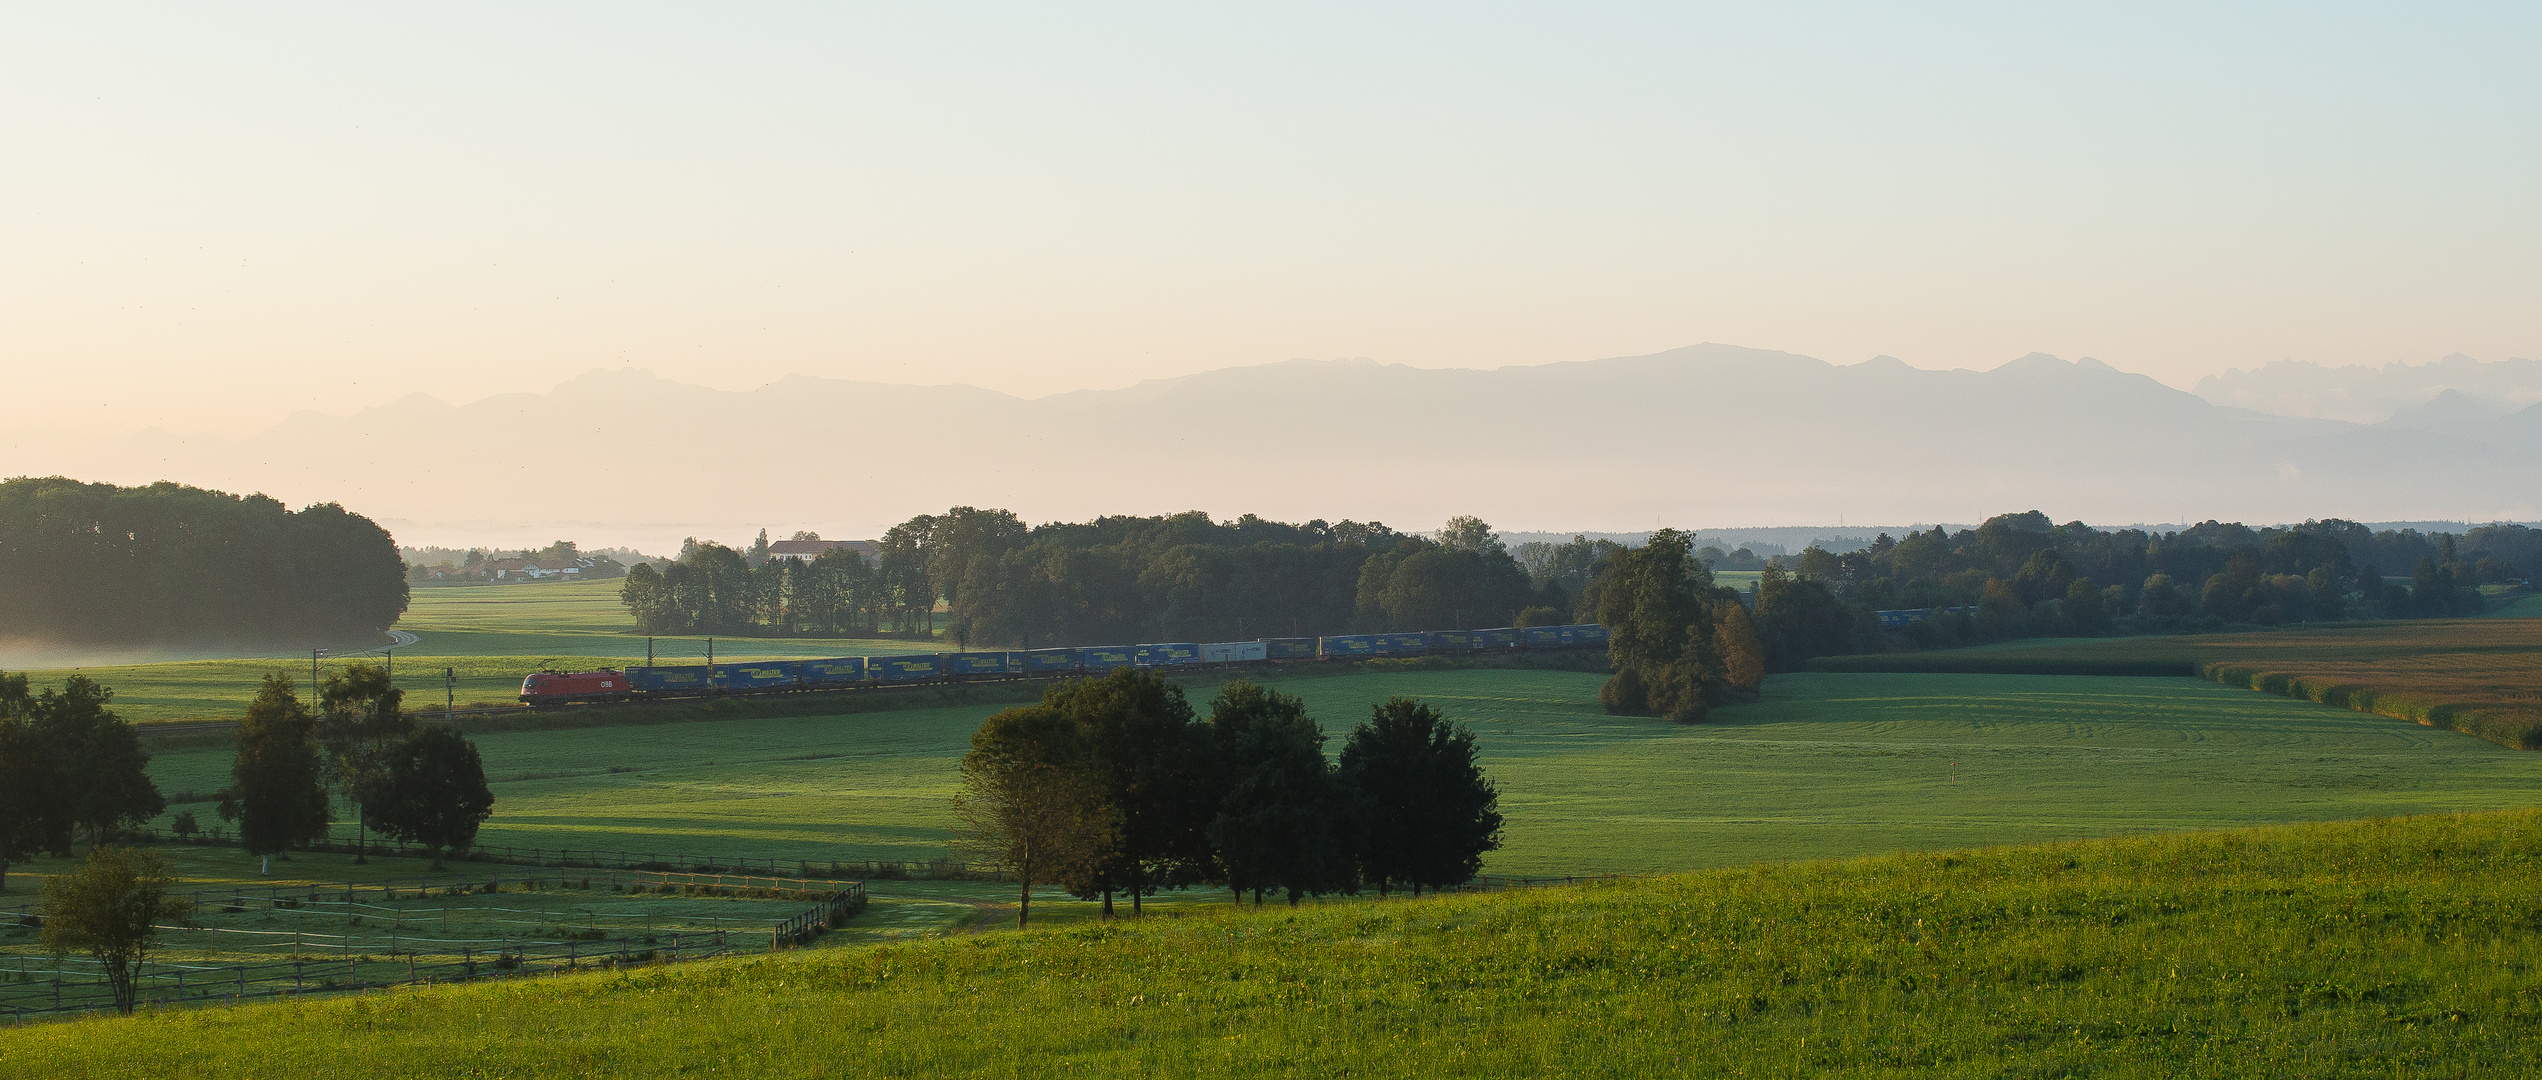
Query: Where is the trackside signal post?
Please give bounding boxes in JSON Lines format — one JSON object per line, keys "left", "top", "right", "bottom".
{"left": 445, "top": 667, "right": 458, "bottom": 722}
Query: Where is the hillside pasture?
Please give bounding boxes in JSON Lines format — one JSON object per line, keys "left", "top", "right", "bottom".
{"left": 1812, "top": 618, "right": 2542, "bottom": 748}
{"left": 129, "top": 669, "right": 2542, "bottom": 878}
{"left": 14, "top": 811, "right": 2542, "bottom": 1076}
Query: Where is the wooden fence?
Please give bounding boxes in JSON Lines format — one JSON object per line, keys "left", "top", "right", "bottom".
{"left": 129, "top": 827, "right": 994, "bottom": 881}
{"left": 3, "top": 867, "right": 867, "bottom": 1024}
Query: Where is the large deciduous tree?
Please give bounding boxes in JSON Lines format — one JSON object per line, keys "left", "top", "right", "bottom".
{"left": 40, "top": 846, "right": 194, "bottom": 1014}
{"left": 319, "top": 662, "right": 414, "bottom": 862}
{"left": 1206, "top": 682, "right": 1355, "bottom": 906}
{"left": 1047, "top": 669, "right": 1218, "bottom": 916}
{"left": 1596, "top": 529, "right": 1739, "bottom": 722}
{"left": 0, "top": 672, "right": 64, "bottom": 893}
{"left": 1338, "top": 697, "right": 1501, "bottom": 897}
{"left": 225, "top": 674, "right": 334, "bottom": 857}
{"left": 954, "top": 704, "right": 1117, "bottom": 929}
{"left": 365, "top": 725, "right": 495, "bottom": 870}
{"left": 31, "top": 676, "right": 163, "bottom": 848}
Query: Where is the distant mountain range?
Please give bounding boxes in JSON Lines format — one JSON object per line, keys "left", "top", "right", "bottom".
{"left": 2193, "top": 354, "right": 2542, "bottom": 424}
{"left": 27, "top": 345, "right": 2541, "bottom": 549}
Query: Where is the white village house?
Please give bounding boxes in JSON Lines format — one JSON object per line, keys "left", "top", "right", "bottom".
{"left": 766, "top": 539, "right": 881, "bottom": 566}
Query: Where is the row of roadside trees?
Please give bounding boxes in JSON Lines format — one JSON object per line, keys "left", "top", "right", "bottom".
{"left": 956, "top": 669, "right": 1502, "bottom": 925}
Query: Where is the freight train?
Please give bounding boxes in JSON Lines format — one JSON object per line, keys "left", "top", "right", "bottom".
{"left": 517, "top": 623, "right": 1610, "bottom": 705}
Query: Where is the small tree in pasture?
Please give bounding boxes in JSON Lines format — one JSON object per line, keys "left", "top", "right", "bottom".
{"left": 1338, "top": 697, "right": 1501, "bottom": 897}
{"left": 319, "top": 662, "right": 415, "bottom": 862}
{"left": 365, "top": 725, "right": 495, "bottom": 870}
{"left": 40, "top": 846, "right": 194, "bottom": 1014}
{"left": 955, "top": 705, "right": 1117, "bottom": 929}
{"left": 227, "top": 674, "right": 333, "bottom": 857}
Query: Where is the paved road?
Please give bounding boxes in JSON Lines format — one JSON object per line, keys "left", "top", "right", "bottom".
{"left": 337, "top": 630, "right": 421, "bottom": 657}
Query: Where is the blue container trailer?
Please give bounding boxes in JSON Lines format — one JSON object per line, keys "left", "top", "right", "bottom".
{"left": 1558, "top": 623, "right": 1610, "bottom": 647}
{"left": 1262, "top": 637, "right": 1319, "bottom": 661}
{"left": 871, "top": 655, "right": 944, "bottom": 683}
{"left": 1019, "top": 648, "right": 1081, "bottom": 675}
{"left": 946, "top": 652, "right": 1014, "bottom": 678}
{"left": 1426, "top": 629, "right": 1478, "bottom": 652}
{"left": 1319, "top": 634, "right": 1376, "bottom": 658}
{"left": 711, "top": 661, "right": 802, "bottom": 693}
{"left": 1370, "top": 633, "right": 1429, "bottom": 656}
{"left": 1134, "top": 643, "right": 1201, "bottom": 667}
{"left": 1080, "top": 646, "right": 1135, "bottom": 673}
{"left": 1201, "top": 641, "right": 1268, "bottom": 663}
{"left": 798, "top": 657, "right": 868, "bottom": 687}
{"left": 1472, "top": 628, "right": 1520, "bottom": 650}
{"left": 626, "top": 665, "right": 711, "bottom": 693}
{"left": 1517, "top": 626, "right": 1563, "bottom": 649}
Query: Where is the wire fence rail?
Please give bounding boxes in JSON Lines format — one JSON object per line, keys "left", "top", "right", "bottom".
{"left": 2, "top": 867, "right": 866, "bottom": 1025}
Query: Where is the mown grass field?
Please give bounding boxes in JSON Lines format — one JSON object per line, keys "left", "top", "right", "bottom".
{"left": 8, "top": 580, "right": 944, "bottom": 723}
{"left": 125, "top": 668, "right": 2542, "bottom": 878}
{"left": 14, "top": 811, "right": 2542, "bottom": 1076}
{"left": 1813, "top": 617, "right": 2542, "bottom": 749}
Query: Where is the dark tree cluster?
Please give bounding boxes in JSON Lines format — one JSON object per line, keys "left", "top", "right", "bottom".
{"left": 0, "top": 673, "right": 166, "bottom": 893}
{"left": 202, "top": 664, "right": 494, "bottom": 870}
{"left": 0, "top": 477, "right": 409, "bottom": 647}
{"left": 957, "top": 670, "right": 1501, "bottom": 925}
{"left": 623, "top": 510, "right": 1557, "bottom": 645}
{"left": 1594, "top": 530, "right": 1765, "bottom": 722}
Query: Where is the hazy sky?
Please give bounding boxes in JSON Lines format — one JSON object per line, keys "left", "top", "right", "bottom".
{"left": 7, "top": 3, "right": 2538, "bottom": 440}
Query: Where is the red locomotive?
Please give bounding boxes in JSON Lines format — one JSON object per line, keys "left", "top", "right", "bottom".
{"left": 518, "top": 669, "right": 631, "bottom": 705}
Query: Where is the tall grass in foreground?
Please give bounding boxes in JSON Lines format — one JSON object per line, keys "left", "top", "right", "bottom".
{"left": 13, "top": 811, "right": 2542, "bottom": 1077}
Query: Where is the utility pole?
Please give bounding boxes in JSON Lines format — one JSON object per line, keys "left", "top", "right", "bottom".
{"left": 707, "top": 637, "right": 714, "bottom": 666}
{"left": 445, "top": 667, "right": 457, "bottom": 723}
{"left": 647, "top": 637, "right": 655, "bottom": 667}
{"left": 311, "top": 649, "right": 325, "bottom": 693}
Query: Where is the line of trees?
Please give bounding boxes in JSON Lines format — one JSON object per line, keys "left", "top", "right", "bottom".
{"left": 1571, "top": 511, "right": 2532, "bottom": 673}
{"left": 621, "top": 511, "right": 1559, "bottom": 645}
{"left": 0, "top": 477, "right": 409, "bottom": 647}
{"left": 956, "top": 669, "right": 1502, "bottom": 925}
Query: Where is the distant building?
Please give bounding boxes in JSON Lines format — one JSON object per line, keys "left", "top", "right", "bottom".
{"left": 767, "top": 539, "right": 881, "bottom": 566}
{"left": 485, "top": 557, "right": 587, "bottom": 580}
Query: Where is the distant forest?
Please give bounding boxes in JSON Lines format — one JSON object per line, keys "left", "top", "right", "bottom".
{"left": 621, "top": 511, "right": 1579, "bottom": 645}
{"left": 621, "top": 508, "right": 2531, "bottom": 661}
{"left": 0, "top": 478, "right": 408, "bottom": 647}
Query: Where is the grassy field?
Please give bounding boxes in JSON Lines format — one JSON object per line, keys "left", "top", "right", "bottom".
{"left": 14, "top": 810, "right": 2542, "bottom": 1075}
{"left": 123, "top": 668, "right": 2542, "bottom": 878}
{"left": 1812, "top": 618, "right": 2542, "bottom": 749}
{"left": 2491, "top": 593, "right": 2542, "bottom": 617}
{"left": 8, "top": 580, "right": 946, "bottom": 723}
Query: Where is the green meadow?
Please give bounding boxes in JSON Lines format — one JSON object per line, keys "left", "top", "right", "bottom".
{"left": 130, "top": 668, "right": 2542, "bottom": 877}
{"left": 15, "top": 811, "right": 2542, "bottom": 1076}
{"left": 10, "top": 579, "right": 942, "bottom": 723}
